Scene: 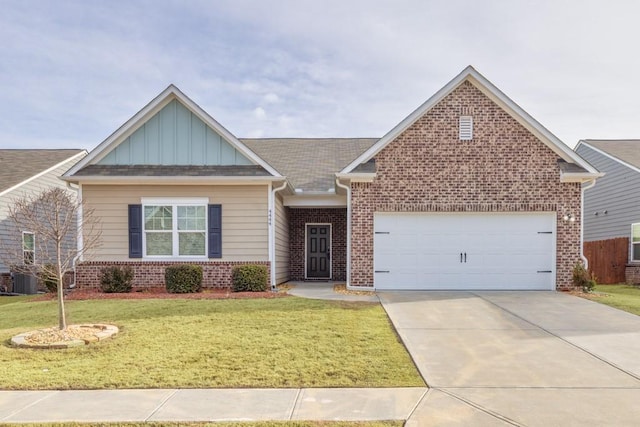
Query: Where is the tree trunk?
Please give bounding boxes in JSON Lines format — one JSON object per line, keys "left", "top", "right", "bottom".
{"left": 57, "top": 274, "right": 67, "bottom": 330}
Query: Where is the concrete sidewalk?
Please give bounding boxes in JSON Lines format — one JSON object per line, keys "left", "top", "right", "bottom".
{"left": 0, "top": 387, "right": 426, "bottom": 423}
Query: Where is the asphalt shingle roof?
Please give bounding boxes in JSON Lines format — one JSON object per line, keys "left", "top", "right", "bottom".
{"left": 0, "top": 149, "right": 84, "bottom": 193}
{"left": 241, "top": 138, "right": 378, "bottom": 191}
{"left": 582, "top": 140, "right": 640, "bottom": 170}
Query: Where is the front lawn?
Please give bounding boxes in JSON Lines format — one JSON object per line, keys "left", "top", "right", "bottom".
{"left": 588, "top": 284, "right": 640, "bottom": 316}
{"left": 0, "top": 296, "right": 423, "bottom": 390}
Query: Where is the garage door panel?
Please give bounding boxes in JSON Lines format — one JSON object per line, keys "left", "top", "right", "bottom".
{"left": 374, "top": 213, "right": 555, "bottom": 290}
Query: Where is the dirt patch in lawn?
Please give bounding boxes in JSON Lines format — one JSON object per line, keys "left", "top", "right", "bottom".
{"left": 567, "top": 290, "right": 610, "bottom": 301}
{"left": 32, "top": 287, "right": 289, "bottom": 301}
{"left": 333, "top": 283, "right": 376, "bottom": 296}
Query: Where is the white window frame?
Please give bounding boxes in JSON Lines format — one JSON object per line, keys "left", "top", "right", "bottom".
{"left": 141, "top": 197, "right": 209, "bottom": 260}
{"left": 22, "top": 231, "right": 35, "bottom": 265}
{"left": 632, "top": 223, "right": 640, "bottom": 262}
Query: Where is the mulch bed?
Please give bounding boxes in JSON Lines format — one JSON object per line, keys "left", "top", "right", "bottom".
{"left": 32, "top": 287, "right": 288, "bottom": 301}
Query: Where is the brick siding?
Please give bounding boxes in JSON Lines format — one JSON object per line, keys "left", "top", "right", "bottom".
{"left": 289, "top": 208, "right": 347, "bottom": 281}
{"left": 350, "top": 80, "right": 582, "bottom": 290}
{"left": 626, "top": 265, "right": 640, "bottom": 285}
{"left": 76, "top": 261, "right": 270, "bottom": 289}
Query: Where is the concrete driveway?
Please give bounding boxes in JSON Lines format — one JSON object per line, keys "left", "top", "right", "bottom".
{"left": 379, "top": 291, "right": 640, "bottom": 426}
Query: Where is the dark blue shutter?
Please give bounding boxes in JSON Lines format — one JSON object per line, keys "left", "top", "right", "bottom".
{"left": 208, "top": 204, "right": 222, "bottom": 258}
{"left": 128, "top": 204, "right": 143, "bottom": 258}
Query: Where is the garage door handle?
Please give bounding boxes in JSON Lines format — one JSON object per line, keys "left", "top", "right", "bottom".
{"left": 460, "top": 253, "right": 463, "bottom": 263}
{"left": 537, "top": 270, "right": 552, "bottom": 273}
{"left": 464, "top": 252, "right": 467, "bottom": 263}
{"left": 375, "top": 270, "right": 390, "bottom": 273}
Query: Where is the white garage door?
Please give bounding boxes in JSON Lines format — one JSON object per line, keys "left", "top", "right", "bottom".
{"left": 374, "top": 213, "right": 556, "bottom": 290}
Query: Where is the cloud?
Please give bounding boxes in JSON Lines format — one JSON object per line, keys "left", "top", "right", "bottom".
{"left": 1, "top": 1, "right": 640, "bottom": 149}
{"left": 253, "top": 107, "right": 267, "bottom": 120}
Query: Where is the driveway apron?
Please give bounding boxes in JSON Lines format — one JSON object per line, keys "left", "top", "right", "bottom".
{"left": 379, "top": 291, "right": 640, "bottom": 426}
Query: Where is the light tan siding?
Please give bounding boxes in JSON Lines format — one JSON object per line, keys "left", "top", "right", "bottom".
{"left": 274, "top": 193, "right": 289, "bottom": 283}
{"left": 82, "top": 184, "right": 269, "bottom": 262}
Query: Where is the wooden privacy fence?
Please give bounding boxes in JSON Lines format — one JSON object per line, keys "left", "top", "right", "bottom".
{"left": 583, "top": 237, "right": 628, "bottom": 284}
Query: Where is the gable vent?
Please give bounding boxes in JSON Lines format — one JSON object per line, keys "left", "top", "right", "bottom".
{"left": 459, "top": 116, "right": 473, "bottom": 140}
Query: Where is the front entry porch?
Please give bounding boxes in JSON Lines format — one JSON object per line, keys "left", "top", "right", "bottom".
{"left": 289, "top": 208, "right": 347, "bottom": 282}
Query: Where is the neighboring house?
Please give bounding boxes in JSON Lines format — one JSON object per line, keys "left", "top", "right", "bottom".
{"left": 575, "top": 140, "right": 640, "bottom": 284}
{"left": 62, "top": 66, "right": 600, "bottom": 291}
{"left": 0, "top": 149, "right": 87, "bottom": 289}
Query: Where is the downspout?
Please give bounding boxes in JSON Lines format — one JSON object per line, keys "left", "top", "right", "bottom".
{"left": 67, "top": 181, "right": 81, "bottom": 288}
{"left": 269, "top": 180, "right": 288, "bottom": 291}
{"left": 335, "top": 178, "right": 351, "bottom": 287}
{"left": 580, "top": 179, "right": 597, "bottom": 268}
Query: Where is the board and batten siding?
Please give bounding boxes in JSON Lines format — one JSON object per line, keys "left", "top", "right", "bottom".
{"left": 82, "top": 185, "right": 269, "bottom": 262}
{"left": 577, "top": 144, "right": 640, "bottom": 242}
{"left": 274, "top": 193, "right": 289, "bottom": 284}
{"left": 98, "top": 99, "right": 252, "bottom": 166}
{"left": 0, "top": 156, "right": 83, "bottom": 272}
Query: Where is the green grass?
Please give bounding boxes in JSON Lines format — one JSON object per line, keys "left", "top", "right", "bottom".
{"left": 591, "top": 284, "right": 640, "bottom": 315}
{"left": 0, "top": 296, "right": 423, "bottom": 390}
{"left": 0, "top": 422, "right": 403, "bottom": 427}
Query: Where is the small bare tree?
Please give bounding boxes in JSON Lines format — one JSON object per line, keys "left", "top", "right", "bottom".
{"left": 3, "top": 187, "right": 101, "bottom": 330}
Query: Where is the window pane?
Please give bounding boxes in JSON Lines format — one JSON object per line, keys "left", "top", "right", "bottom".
{"left": 634, "top": 243, "right": 640, "bottom": 262}
{"left": 22, "top": 233, "right": 34, "bottom": 250}
{"left": 633, "top": 224, "right": 640, "bottom": 243}
{"left": 178, "top": 205, "right": 206, "bottom": 231}
{"left": 146, "top": 232, "right": 173, "bottom": 255}
{"left": 145, "top": 206, "right": 172, "bottom": 231}
{"left": 179, "top": 232, "right": 205, "bottom": 256}
{"left": 23, "top": 251, "right": 34, "bottom": 265}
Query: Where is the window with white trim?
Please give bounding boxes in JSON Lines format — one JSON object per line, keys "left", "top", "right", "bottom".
{"left": 143, "top": 202, "right": 207, "bottom": 258}
{"left": 22, "top": 231, "right": 35, "bottom": 265}
{"left": 632, "top": 223, "right": 640, "bottom": 262}
{"left": 459, "top": 115, "right": 473, "bottom": 140}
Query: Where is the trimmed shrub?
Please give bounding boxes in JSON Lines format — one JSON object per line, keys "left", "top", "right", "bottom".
{"left": 232, "top": 265, "right": 268, "bottom": 292}
{"left": 39, "top": 264, "right": 59, "bottom": 293}
{"left": 100, "top": 265, "right": 134, "bottom": 293}
{"left": 573, "top": 262, "right": 596, "bottom": 293}
{"left": 165, "top": 264, "right": 203, "bottom": 293}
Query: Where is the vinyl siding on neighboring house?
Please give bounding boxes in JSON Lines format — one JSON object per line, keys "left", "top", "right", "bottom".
{"left": 0, "top": 158, "right": 81, "bottom": 272}
{"left": 274, "top": 193, "right": 289, "bottom": 284}
{"left": 576, "top": 144, "right": 640, "bottom": 242}
{"left": 82, "top": 184, "right": 269, "bottom": 262}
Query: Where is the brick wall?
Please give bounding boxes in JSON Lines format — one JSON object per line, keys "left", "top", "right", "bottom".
{"left": 289, "top": 208, "right": 347, "bottom": 281}
{"left": 350, "top": 80, "right": 582, "bottom": 290}
{"left": 76, "top": 261, "right": 270, "bottom": 289}
{"left": 626, "top": 265, "right": 640, "bottom": 285}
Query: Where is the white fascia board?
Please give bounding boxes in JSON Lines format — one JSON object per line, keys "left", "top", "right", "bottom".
{"left": 560, "top": 171, "right": 604, "bottom": 183}
{"left": 577, "top": 140, "right": 640, "bottom": 175}
{"left": 0, "top": 150, "right": 87, "bottom": 198}
{"left": 60, "top": 175, "right": 283, "bottom": 185}
{"left": 334, "top": 172, "right": 376, "bottom": 182}
{"left": 283, "top": 194, "right": 347, "bottom": 207}
{"left": 64, "top": 85, "right": 281, "bottom": 178}
{"left": 341, "top": 66, "right": 599, "bottom": 175}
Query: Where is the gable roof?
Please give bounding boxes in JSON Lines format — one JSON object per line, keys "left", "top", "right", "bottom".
{"left": 576, "top": 140, "right": 640, "bottom": 172}
{"left": 242, "top": 138, "right": 378, "bottom": 192}
{"left": 341, "top": 66, "right": 600, "bottom": 181}
{"left": 63, "top": 85, "right": 281, "bottom": 179}
{"left": 0, "top": 149, "right": 86, "bottom": 196}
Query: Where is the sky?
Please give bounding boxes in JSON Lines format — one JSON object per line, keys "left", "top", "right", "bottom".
{"left": 1, "top": 0, "right": 639, "bottom": 151}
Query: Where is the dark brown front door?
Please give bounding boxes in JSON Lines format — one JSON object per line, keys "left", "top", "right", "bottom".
{"left": 306, "top": 224, "right": 330, "bottom": 278}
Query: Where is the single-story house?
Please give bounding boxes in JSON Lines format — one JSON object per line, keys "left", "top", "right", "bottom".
{"left": 575, "top": 139, "right": 640, "bottom": 284}
{"left": 0, "top": 149, "right": 87, "bottom": 290}
{"left": 63, "top": 66, "right": 600, "bottom": 291}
